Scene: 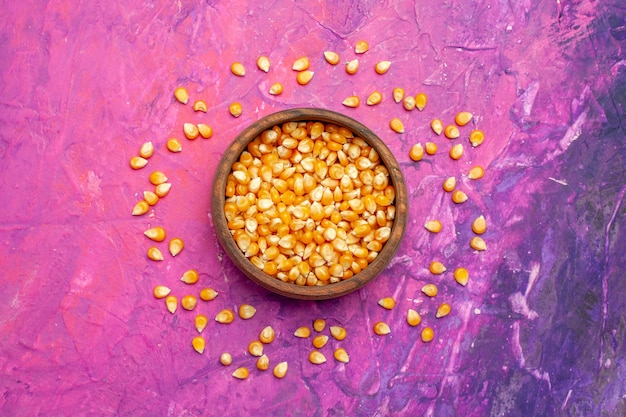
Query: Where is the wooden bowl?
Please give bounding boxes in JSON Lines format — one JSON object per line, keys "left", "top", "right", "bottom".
{"left": 211, "top": 108, "right": 407, "bottom": 300}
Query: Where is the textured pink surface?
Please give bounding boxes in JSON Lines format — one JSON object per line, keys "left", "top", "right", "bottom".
{"left": 1, "top": 1, "right": 625, "bottom": 416}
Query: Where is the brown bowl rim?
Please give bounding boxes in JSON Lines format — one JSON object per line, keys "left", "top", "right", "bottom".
{"left": 211, "top": 108, "right": 407, "bottom": 300}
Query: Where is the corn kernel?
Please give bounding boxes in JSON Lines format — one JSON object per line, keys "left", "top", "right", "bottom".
{"left": 229, "top": 102, "right": 242, "bottom": 117}
{"left": 342, "top": 96, "right": 360, "bottom": 108}
{"left": 193, "top": 100, "right": 208, "bottom": 112}
{"left": 454, "top": 267, "right": 469, "bottom": 286}
{"left": 443, "top": 177, "right": 456, "bottom": 192}
{"left": 355, "top": 40, "right": 369, "bottom": 54}
{"left": 169, "top": 238, "right": 184, "bottom": 256}
{"left": 155, "top": 182, "right": 171, "bottom": 197}
{"left": 147, "top": 246, "right": 164, "bottom": 261}
{"left": 406, "top": 308, "right": 422, "bottom": 327}
{"left": 373, "top": 321, "right": 391, "bottom": 335}
{"left": 424, "top": 220, "right": 442, "bottom": 233}
{"left": 430, "top": 261, "right": 446, "bottom": 275}
{"left": 469, "top": 129, "right": 485, "bottom": 147}
{"left": 449, "top": 143, "right": 464, "bottom": 160}
{"left": 256, "top": 354, "right": 270, "bottom": 371}
{"left": 334, "top": 347, "right": 350, "bottom": 363}
{"left": 199, "top": 287, "right": 219, "bottom": 301}
{"left": 183, "top": 123, "right": 199, "bottom": 140}
{"left": 191, "top": 336, "right": 205, "bottom": 354}
{"left": 198, "top": 124, "right": 213, "bottom": 139}
{"left": 260, "top": 325, "right": 275, "bottom": 344}
{"left": 294, "top": 326, "right": 311, "bottom": 338}
{"left": 436, "top": 302, "right": 451, "bottom": 318}
{"left": 248, "top": 340, "right": 264, "bottom": 357}
{"left": 292, "top": 57, "right": 310, "bottom": 71}
{"left": 324, "top": 51, "right": 340, "bottom": 65}
{"left": 312, "top": 335, "right": 329, "bottom": 349}
{"left": 366, "top": 91, "right": 383, "bottom": 106}
{"left": 309, "top": 350, "right": 327, "bottom": 364}
{"left": 257, "top": 56, "right": 270, "bottom": 72}
{"left": 313, "top": 318, "right": 326, "bottom": 333}
{"left": 423, "top": 142, "right": 437, "bottom": 155}
{"left": 195, "top": 314, "right": 208, "bottom": 333}
{"left": 215, "top": 309, "right": 235, "bottom": 324}
{"left": 165, "top": 295, "right": 177, "bottom": 313}
{"left": 455, "top": 111, "right": 473, "bottom": 126}
{"left": 167, "top": 138, "right": 182, "bottom": 153}
{"left": 378, "top": 297, "right": 395, "bottom": 310}
{"left": 297, "top": 70, "right": 314, "bottom": 85}
{"left": 180, "top": 269, "right": 199, "bottom": 285}
{"left": 132, "top": 200, "right": 150, "bottom": 216}
{"left": 468, "top": 166, "right": 485, "bottom": 180}
{"left": 149, "top": 170, "right": 168, "bottom": 185}
{"left": 393, "top": 87, "right": 405, "bottom": 103}
{"left": 415, "top": 93, "right": 427, "bottom": 111}
{"left": 329, "top": 325, "right": 347, "bottom": 341}
{"left": 409, "top": 143, "right": 424, "bottom": 161}
{"left": 269, "top": 83, "right": 283, "bottom": 95}
{"left": 375, "top": 61, "right": 391, "bottom": 74}
{"left": 230, "top": 62, "right": 245, "bottom": 76}
{"left": 181, "top": 295, "right": 197, "bottom": 311}
{"left": 238, "top": 304, "right": 256, "bottom": 319}
{"left": 452, "top": 190, "right": 468, "bottom": 204}
{"left": 421, "top": 327, "right": 434, "bottom": 342}
{"left": 403, "top": 96, "right": 416, "bottom": 111}
{"left": 232, "top": 367, "right": 249, "bottom": 379}
{"left": 390, "top": 118, "right": 404, "bottom": 133}
{"left": 470, "top": 236, "right": 487, "bottom": 251}
{"left": 421, "top": 283, "right": 438, "bottom": 297}
{"left": 430, "top": 119, "right": 443, "bottom": 135}
{"left": 444, "top": 125, "right": 460, "bottom": 139}
{"left": 273, "top": 361, "right": 288, "bottom": 378}
{"left": 153, "top": 285, "right": 171, "bottom": 299}
{"left": 345, "top": 59, "right": 359, "bottom": 75}
{"left": 130, "top": 156, "right": 148, "bottom": 170}
{"left": 174, "top": 87, "right": 188, "bottom": 104}
{"left": 219, "top": 352, "right": 232, "bottom": 366}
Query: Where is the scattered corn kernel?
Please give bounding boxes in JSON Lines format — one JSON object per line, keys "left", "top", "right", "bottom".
{"left": 198, "top": 124, "right": 213, "bottom": 139}
{"left": 219, "top": 352, "right": 232, "bottom": 366}
{"left": 378, "top": 297, "right": 395, "bottom": 310}
{"left": 292, "top": 57, "right": 310, "bottom": 71}
{"left": 147, "top": 246, "right": 164, "bottom": 261}
{"left": 342, "top": 96, "right": 360, "bottom": 108}
{"left": 421, "top": 327, "right": 434, "bottom": 342}
{"left": 181, "top": 269, "right": 199, "bottom": 284}
{"left": 174, "top": 87, "right": 189, "bottom": 104}
{"left": 449, "top": 143, "right": 464, "bottom": 160}
{"left": 409, "top": 143, "right": 424, "bottom": 161}
{"left": 355, "top": 40, "right": 369, "bottom": 54}
{"left": 373, "top": 321, "right": 391, "bottom": 335}
{"left": 169, "top": 238, "right": 184, "bottom": 256}
{"left": 468, "top": 166, "right": 485, "bottom": 180}
{"left": 421, "top": 284, "right": 438, "bottom": 297}
{"left": 237, "top": 304, "right": 256, "bottom": 319}
{"left": 393, "top": 87, "right": 405, "bottom": 103}
{"left": 269, "top": 82, "right": 283, "bottom": 95}
{"left": 425, "top": 142, "right": 437, "bottom": 155}
{"left": 470, "top": 236, "right": 487, "bottom": 251}
{"left": 155, "top": 183, "right": 171, "bottom": 197}
{"left": 183, "top": 123, "right": 200, "bottom": 140}
{"left": 415, "top": 93, "right": 427, "bottom": 111}
{"left": 403, "top": 96, "right": 416, "bottom": 111}
{"left": 149, "top": 170, "right": 168, "bottom": 185}
{"left": 153, "top": 285, "right": 171, "bottom": 299}
{"left": 138, "top": 141, "right": 154, "bottom": 159}
{"left": 195, "top": 314, "right": 208, "bottom": 333}
{"left": 329, "top": 326, "right": 347, "bottom": 341}
{"left": 309, "top": 350, "right": 327, "bottom": 364}
{"left": 256, "top": 354, "right": 270, "bottom": 371}
{"left": 430, "top": 261, "right": 447, "bottom": 275}
{"left": 232, "top": 367, "right": 249, "bottom": 379}
{"left": 375, "top": 61, "right": 391, "bottom": 74}
{"left": 390, "top": 118, "right": 404, "bottom": 133}
{"left": 453, "top": 267, "right": 469, "bottom": 286}
{"left": 443, "top": 177, "right": 456, "bottom": 192}
{"left": 407, "top": 309, "right": 422, "bottom": 327}
{"left": 181, "top": 295, "right": 197, "bottom": 311}
{"left": 313, "top": 319, "right": 326, "bottom": 333}
{"left": 430, "top": 119, "right": 443, "bottom": 135}
{"left": 260, "top": 326, "right": 275, "bottom": 344}
{"left": 472, "top": 215, "right": 487, "bottom": 234}
{"left": 452, "top": 190, "right": 468, "bottom": 204}
{"left": 215, "top": 309, "right": 235, "bottom": 324}
{"left": 230, "top": 62, "right": 245, "bottom": 76}
{"left": 273, "top": 361, "right": 288, "bottom": 378}
{"left": 256, "top": 56, "right": 270, "bottom": 72}
{"left": 334, "top": 347, "right": 349, "bottom": 363}
{"left": 132, "top": 200, "right": 150, "bottom": 216}
{"left": 199, "top": 287, "right": 218, "bottom": 301}
{"left": 366, "top": 91, "right": 383, "bottom": 106}
{"left": 165, "top": 295, "right": 177, "bottom": 313}
{"left": 323, "top": 51, "right": 340, "bottom": 65}
{"left": 345, "top": 59, "right": 359, "bottom": 75}
{"left": 130, "top": 156, "right": 148, "bottom": 170}
{"left": 193, "top": 100, "right": 208, "bottom": 112}
{"left": 424, "top": 220, "right": 442, "bottom": 233}
{"left": 444, "top": 125, "right": 460, "bottom": 139}
{"left": 296, "top": 70, "right": 314, "bottom": 85}
{"left": 248, "top": 340, "right": 264, "bottom": 357}
{"left": 455, "top": 111, "right": 473, "bottom": 126}
{"left": 469, "top": 129, "right": 485, "bottom": 147}
{"left": 294, "top": 326, "right": 311, "bottom": 338}
{"left": 436, "top": 302, "right": 451, "bottom": 318}
{"left": 191, "top": 336, "right": 205, "bottom": 354}
{"left": 312, "top": 335, "right": 329, "bottom": 349}
{"left": 167, "top": 138, "right": 182, "bottom": 153}
{"left": 229, "top": 102, "right": 242, "bottom": 117}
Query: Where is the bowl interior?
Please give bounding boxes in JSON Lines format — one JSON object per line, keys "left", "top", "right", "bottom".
{"left": 211, "top": 108, "right": 407, "bottom": 300}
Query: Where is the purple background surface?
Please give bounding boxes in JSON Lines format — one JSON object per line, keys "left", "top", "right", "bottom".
{"left": 1, "top": 1, "right": 625, "bottom": 416}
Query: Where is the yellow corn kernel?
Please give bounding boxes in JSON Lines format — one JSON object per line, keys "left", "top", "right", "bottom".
{"left": 443, "top": 177, "right": 456, "bottom": 192}
{"left": 329, "top": 325, "right": 347, "bottom": 341}
{"left": 238, "top": 304, "right": 256, "bottom": 319}
{"left": 313, "top": 318, "right": 326, "bottom": 333}
{"left": 409, "top": 143, "right": 424, "bottom": 161}
{"left": 219, "top": 352, "right": 233, "bottom": 366}
{"left": 430, "top": 261, "right": 447, "bottom": 275}
{"left": 421, "top": 283, "right": 438, "bottom": 297}
{"left": 215, "top": 309, "right": 235, "bottom": 324}
{"left": 260, "top": 325, "right": 275, "bottom": 344}
{"left": 436, "top": 302, "right": 451, "bottom": 318}
{"left": 309, "top": 350, "right": 327, "bottom": 364}
{"left": 248, "top": 340, "right": 264, "bottom": 357}
{"left": 174, "top": 87, "right": 189, "bottom": 104}
{"left": 229, "top": 102, "right": 242, "bottom": 117}
{"left": 390, "top": 118, "right": 404, "bottom": 133}
{"left": 449, "top": 143, "right": 464, "bottom": 160}
{"left": 193, "top": 100, "right": 208, "bottom": 112}
{"left": 181, "top": 295, "right": 197, "bottom": 311}
{"left": 470, "top": 236, "right": 487, "bottom": 251}
{"left": 373, "top": 321, "right": 391, "bottom": 335}
{"left": 132, "top": 200, "right": 150, "bottom": 216}
{"left": 198, "top": 124, "right": 213, "bottom": 139}
{"left": 257, "top": 55, "right": 270, "bottom": 72}
{"left": 273, "top": 361, "right": 288, "bottom": 378}
{"left": 403, "top": 96, "right": 416, "bottom": 111}
{"left": 180, "top": 269, "right": 199, "bottom": 284}
{"left": 269, "top": 82, "right": 283, "bottom": 95}
{"left": 183, "top": 122, "right": 200, "bottom": 140}
{"left": 324, "top": 51, "right": 340, "bottom": 65}
{"left": 199, "top": 287, "right": 219, "bottom": 301}
{"left": 449, "top": 190, "right": 467, "bottom": 205}
{"left": 169, "top": 237, "right": 184, "bottom": 257}
{"left": 393, "top": 87, "right": 405, "bottom": 103}
{"left": 296, "top": 70, "right": 314, "bottom": 85}
{"left": 153, "top": 285, "right": 171, "bottom": 299}
{"left": 294, "top": 326, "right": 311, "bottom": 338}
{"left": 292, "top": 56, "right": 310, "bottom": 71}
{"left": 407, "top": 308, "right": 422, "bottom": 327}
{"left": 191, "top": 336, "right": 205, "bottom": 354}
{"left": 312, "top": 335, "right": 329, "bottom": 349}
{"left": 333, "top": 347, "right": 350, "bottom": 363}
{"left": 149, "top": 170, "right": 168, "bottom": 185}
{"left": 375, "top": 60, "right": 391, "bottom": 74}
{"left": 424, "top": 142, "right": 438, "bottom": 155}
{"left": 165, "top": 295, "right": 177, "bottom": 313}
{"left": 345, "top": 59, "right": 359, "bottom": 75}
{"left": 421, "top": 327, "right": 434, "bottom": 342}
{"left": 167, "top": 138, "right": 182, "bottom": 153}
{"left": 455, "top": 111, "right": 473, "bottom": 126}
{"left": 147, "top": 246, "right": 164, "bottom": 261}
{"left": 468, "top": 166, "right": 485, "bottom": 180}
{"left": 232, "top": 367, "right": 249, "bottom": 379}
{"left": 155, "top": 183, "right": 172, "bottom": 197}
{"left": 195, "top": 314, "right": 208, "bottom": 333}
{"left": 472, "top": 215, "right": 487, "bottom": 234}
{"left": 355, "top": 40, "right": 369, "bottom": 54}
{"left": 415, "top": 93, "right": 427, "bottom": 111}
{"left": 256, "top": 354, "right": 270, "bottom": 371}
{"left": 454, "top": 267, "right": 469, "bottom": 286}
{"left": 469, "top": 129, "right": 485, "bottom": 147}
{"left": 130, "top": 156, "right": 148, "bottom": 170}
{"left": 430, "top": 119, "right": 443, "bottom": 135}
{"left": 138, "top": 141, "right": 154, "bottom": 159}
{"left": 342, "top": 96, "right": 360, "bottom": 108}
{"left": 366, "top": 91, "right": 383, "bottom": 106}
{"left": 230, "top": 61, "right": 245, "bottom": 76}
{"left": 378, "top": 297, "right": 395, "bottom": 310}
{"left": 424, "top": 220, "right": 442, "bottom": 233}
{"left": 444, "top": 125, "right": 460, "bottom": 139}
